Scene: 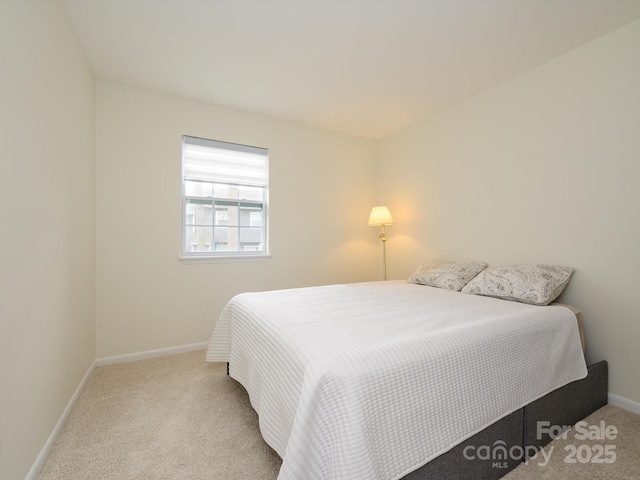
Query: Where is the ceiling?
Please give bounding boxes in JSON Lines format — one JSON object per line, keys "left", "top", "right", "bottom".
{"left": 63, "top": 0, "right": 640, "bottom": 139}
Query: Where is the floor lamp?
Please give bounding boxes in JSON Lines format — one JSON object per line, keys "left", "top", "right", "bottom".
{"left": 368, "top": 206, "right": 394, "bottom": 280}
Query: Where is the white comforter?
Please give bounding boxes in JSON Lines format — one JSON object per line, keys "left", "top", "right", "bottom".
{"left": 206, "top": 281, "right": 587, "bottom": 480}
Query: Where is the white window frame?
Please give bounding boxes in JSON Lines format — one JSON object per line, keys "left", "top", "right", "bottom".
{"left": 180, "top": 135, "right": 270, "bottom": 263}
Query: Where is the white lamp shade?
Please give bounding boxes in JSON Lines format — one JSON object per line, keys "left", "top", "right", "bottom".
{"left": 368, "top": 206, "right": 394, "bottom": 226}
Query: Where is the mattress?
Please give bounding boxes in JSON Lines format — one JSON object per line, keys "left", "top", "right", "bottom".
{"left": 207, "top": 281, "right": 587, "bottom": 480}
{"left": 553, "top": 302, "right": 586, "bottom": 354}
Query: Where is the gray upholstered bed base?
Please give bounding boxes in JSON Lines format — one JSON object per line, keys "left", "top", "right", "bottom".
{"left": 403, "top": 361, "right": 608, "bottom": 479}
{"left": 225, "top": 360, "right": 608, "bottom": 480}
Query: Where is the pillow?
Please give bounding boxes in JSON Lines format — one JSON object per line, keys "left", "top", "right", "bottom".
{"left": 460, "top": 264, "right": 574, "bottom": 305}
{"left": 408, "top": 259, "right": 487, "bottom": 291}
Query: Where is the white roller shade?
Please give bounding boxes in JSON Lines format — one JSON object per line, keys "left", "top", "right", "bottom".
{"left": 183, "top": 136, "right": 268, "bottom": 187}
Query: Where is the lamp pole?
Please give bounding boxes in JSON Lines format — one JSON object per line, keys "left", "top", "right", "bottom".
{"left": 380, "top": 224, "right": 388, "bottom": 281}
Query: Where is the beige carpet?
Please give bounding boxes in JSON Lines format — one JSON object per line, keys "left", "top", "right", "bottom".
{"left": 38, "top": 351, "right": 282, "bottom": 480}
{"left": 38, "top": 350, "right": 639, "bottom": 479}
{"left": 503, "top": 402, "right": 640, "bottom": 480}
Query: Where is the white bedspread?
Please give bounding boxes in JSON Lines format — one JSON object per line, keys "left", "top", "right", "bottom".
{"left": 206, "top": 281, "right": 587, "bottom": 480}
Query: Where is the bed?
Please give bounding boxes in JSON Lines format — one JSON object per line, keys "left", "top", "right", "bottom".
{"left": 206, "top": 280, "right": 604, "bottom": 480}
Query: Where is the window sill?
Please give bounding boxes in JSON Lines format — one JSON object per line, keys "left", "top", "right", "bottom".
{"left": 179, "top": 254, "right": 271, "bottom": 264}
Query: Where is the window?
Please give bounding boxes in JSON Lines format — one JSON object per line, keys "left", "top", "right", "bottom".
{"left": 249, "top": 211, "right": 262, "bottom": 227}
{"left": 185, "top": 204, "right": 196, "bottom": 233}
{"left": 182, "top": 136, "right": 269, "bottom": 258}
{"left": 215, "top": 209, "right": 229, "bottom": 225}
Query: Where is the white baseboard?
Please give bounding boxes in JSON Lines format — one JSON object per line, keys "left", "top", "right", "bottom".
{"left": 96, "top": 341, "right": 209, "bottom": 367}
{"left": 608, "top": 392, "right": 640, "bottom": 415}
{"left": 25, "top": 360, "right": 96, "bottom": 480}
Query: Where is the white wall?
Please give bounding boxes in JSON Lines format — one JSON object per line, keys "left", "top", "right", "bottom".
{"left": 376, "top": 20, "right": 640, "bottom": 403}
{"left": 0, "top": 2, "right": 95, "bottom": 478}
{"left": 6, "top": 5, "right": 636, "bottom": 477}
{"left": 96, "top": 81, "right": 378, "bottom": 358}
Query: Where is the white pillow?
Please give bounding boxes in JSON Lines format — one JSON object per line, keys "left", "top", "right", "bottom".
{"left": 461, "top": 264, "right": 574, "bottom": 305}
{"left": 408, "top": 259, "right": 487, "bottom": 291}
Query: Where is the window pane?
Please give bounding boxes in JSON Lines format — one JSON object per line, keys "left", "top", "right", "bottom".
{"left": 238, "top": 186, "right": 264, "bottom": 201}
{"left": 185, "top": 203, "right": 196, "bottom": 230}
{"left": 185, "top": 227, "right": 213, "bottom": 252}
{"left": 213, "top": 183, "right": 238, "bottom": 200}
{"left": 213, "top": 227, "right": 239, "bottom": 252}
{"left": 214, "top": 209, "right": 228, "bottom": 226}
{"left": 240, "top": 206, "right": 263, "bottom": 227}
{"left": 239, "top": 227, "right": 263, "bottom": 250}
{"left": 185, "top": 180, "right": 213, "bottom": 198}
{"left": 186, "top": 199, "right": 213, "bottom": 225}
{"left": 215, "top": 205, "right": 238, "bottom": 226}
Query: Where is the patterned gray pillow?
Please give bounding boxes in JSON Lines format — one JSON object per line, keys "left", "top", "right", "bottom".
{"left": 408, "top": 259, "right": 487, "bottom": 291}
{"left": 460, "top": 264, "right": 574, "bottom": 305}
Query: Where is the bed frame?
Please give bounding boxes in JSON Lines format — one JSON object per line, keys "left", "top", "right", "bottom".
{"left": 226, "top": 360, "right": 607, "bottom": 479}
{"left": 402, "top": 360, "right": 608, "bottom": 479}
